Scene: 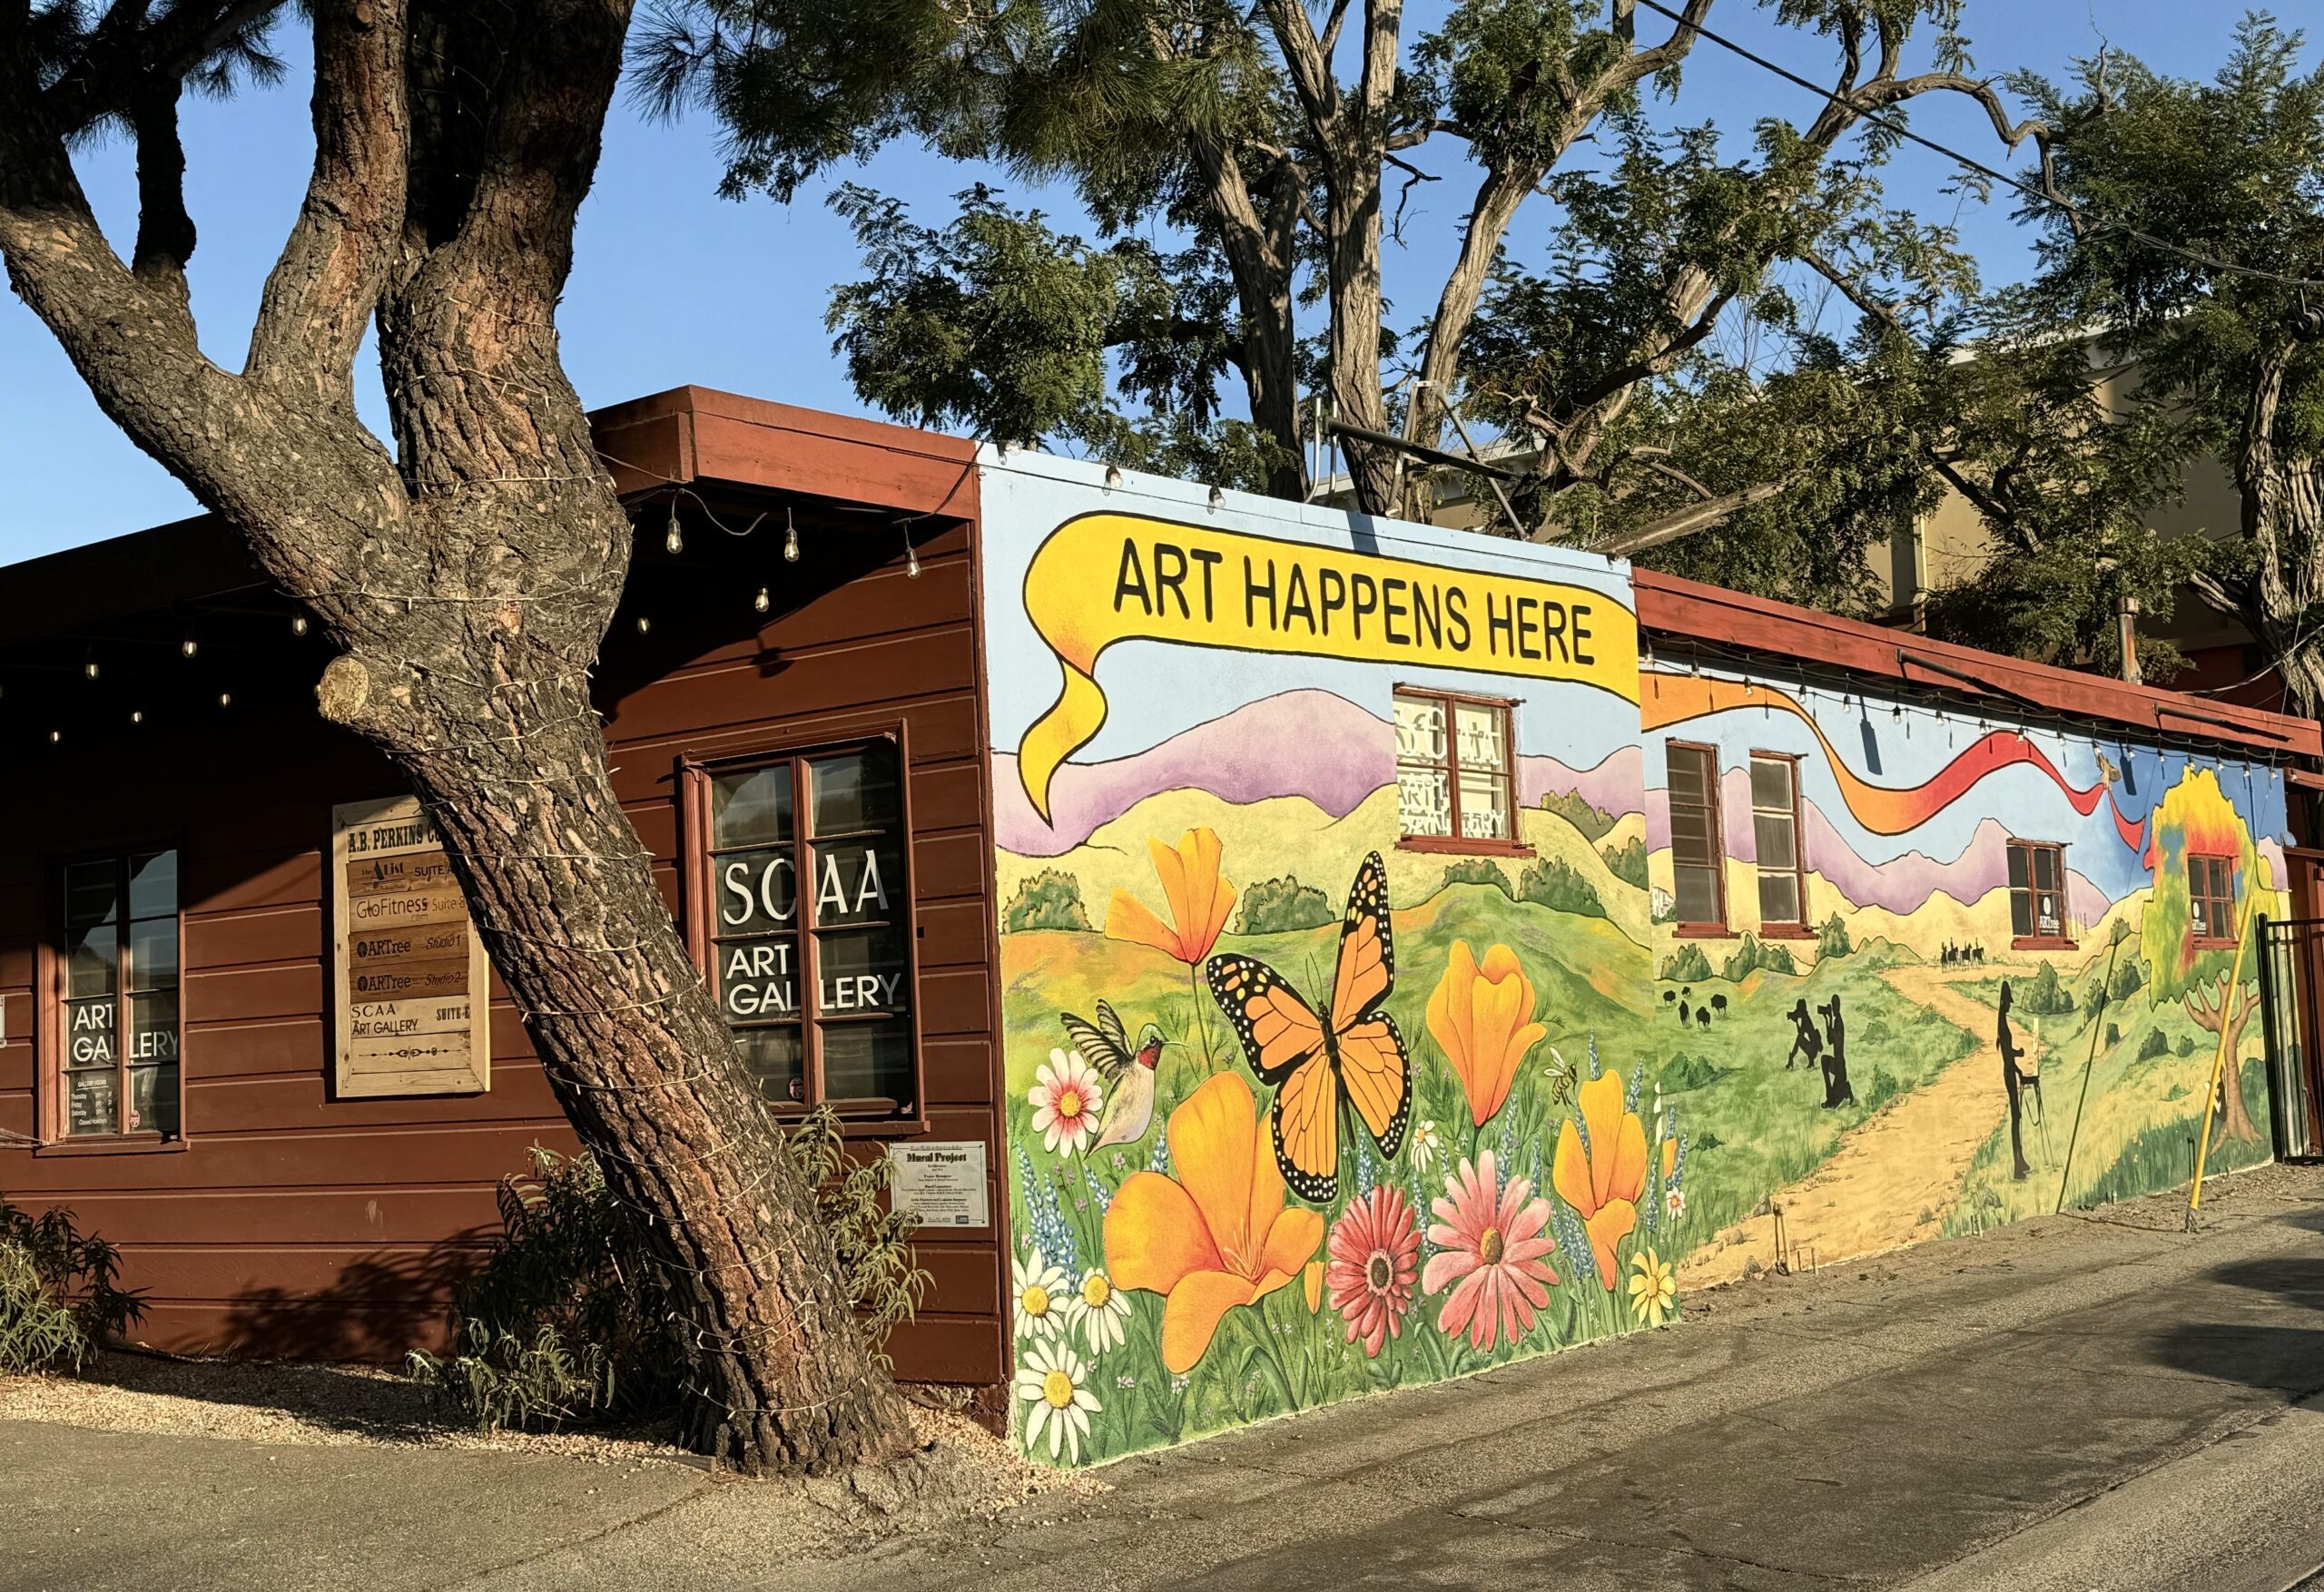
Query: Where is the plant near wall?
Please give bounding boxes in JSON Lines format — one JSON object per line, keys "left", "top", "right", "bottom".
{"left": 1517, "top": 857, "right": 1606, "bottom": 918}
{"left": 0, "top": 2, "right": 911, "bottom": 1474}
{"left": 1237, "top": 875, "right": 1339, "bottom": 935}
{"left": 0, "top": 1201, "right": 143, "bottom": 1376}
{"left": 1005, "top": 869, "right": 1094, "bottom": 932}
{"left": 1600, "top": 836, "right": 1649, "bottom": 890}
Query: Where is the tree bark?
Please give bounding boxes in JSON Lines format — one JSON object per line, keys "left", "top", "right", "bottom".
{"left": 2234, "top": 340, "right": 2324, "bottom": 719}
{"left": 0, "top": 0, "right": 913, "bottom": 1476}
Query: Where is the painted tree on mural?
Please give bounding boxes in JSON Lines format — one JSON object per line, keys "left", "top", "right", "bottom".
{"left": 0, "top": 1, "right": 910, "bottom": 1473}
{"left": 639, "top": 0, "right": 2048, "bottom": 537}
{"left": 2141, "top": 770, "right": 2266, "bottom": 1145}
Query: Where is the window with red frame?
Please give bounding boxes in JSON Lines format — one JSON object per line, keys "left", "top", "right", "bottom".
{"left": 50, "top": 849, "right": 182, "bottom": 1139}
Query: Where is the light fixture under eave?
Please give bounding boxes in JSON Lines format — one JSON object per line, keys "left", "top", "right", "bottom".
{"left": 182, "top": 634, "right": 198, "bottom": 659}
{"left": 665, "top": 499, "right": 684, "bottom": 557}
{"left": 753, "top": 585, "right": 771, "bottom": 615}
{"left": 291, "top": 613, "right": 309, "bottom": 637}
{"left": 131, "top": 710, "right": 143, "bottom": 725}
{"left": 83, "top": 654, "right": 99, "bottom": 681}
{"left": 47, "top": 729, "right": 59, "bottom": 744}
{"left": 635, "top": 614, "right": 652, "bottom": 635}
{"left": 219, "top": 692, "right": 232, "bottom": 708}
{"left": 783, "top": 508, "right": 800, "bottom": 564}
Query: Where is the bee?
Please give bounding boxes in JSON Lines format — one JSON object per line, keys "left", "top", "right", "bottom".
{"left": 1540, "top": 1043, "right": 1575, "bottom": 1107}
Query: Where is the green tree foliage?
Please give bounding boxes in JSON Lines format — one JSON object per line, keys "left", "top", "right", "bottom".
{"left": 2011, "top": 16, "right": 2324, "bottom": 712}
{"left": 1541, "top": 788, "right": 1616, "bottom": 842}
{"left": 1720, "top": 933, "right": 1796, "bottom": 980}
{"left": 2016, "top": 960, "right": 2079, "bottom": 1017}
{"left": 1237, "top": 874, "right": 1339, "bottom": 934}
{"left": 1518, "top": 856, "right": 1606, "bottom": 918}
{"left": 1600, "top": 835, "right": 1649, "bottom": 889}
{"left": 0, "top": 1201, "right": 143, "bottom": 1376}
{"left": 1441, "top": 858, "right": 1515, "bottom": 896}
{"left": 1816, "top": 911, "right": 1854, "bottom": 958}
{"left": 1004, "top": 868, "right": 1093, "bottom": 932}
{"left": 1660, "top": 943, "right": 1714, "bottom": 983}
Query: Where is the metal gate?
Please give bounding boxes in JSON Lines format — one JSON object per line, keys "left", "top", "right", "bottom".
{"left": 2255, "top": 915, "right": 2324, "bottom": 1161}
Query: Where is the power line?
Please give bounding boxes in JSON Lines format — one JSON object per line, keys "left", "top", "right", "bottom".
{"left": 1632, "top": 0, "right": 2324, "bottom": 291}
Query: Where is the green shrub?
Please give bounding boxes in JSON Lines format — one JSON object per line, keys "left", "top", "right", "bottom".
{"left": 1003, "top": 869, "right": 1091, "bottom": 932}
{"left": 0, "top": 1200, "right": 143, "bottom": 1375}
{"left": 1237, "top": 874, "right": 1337, "bottom": 934}
{"left": 1660, "top": 944, "right": 1714, "bottom": 983}
{"left": 1859, "top": 1066, "right": 1902, "bottom": 1113}
{"left": 1600, "top": 836, "right": 1648, "bottom": 889}
{"left": 2138, "top": 1027, "right": 2172, "bottom": 1061}
{"left": 1721, "top": 934, "right": 1795, "bottom": 980}
{"left": 1517, "top": 857, "right": 1605, "bottom": 918}
{"left": 1541, "top": 789, "right": 1615, "bottom": 842}
{"left": 1440, "top": 858, "right": 1512, "bottom": 896}
{"left": 2112, "top": 958, "right": 2144, "bottom": 1002}
{"left": 2176, "top": 1034, "right": 2197, "bottom": 1056}
{"left": 410, "top": 1115, "right": 927, "bottom": 1432}
{"left": 2104, "top": 1023, "right": 2122, "bottom": 1049}
{"left": 1816, "top": 912, "right": 1853, "bottom": 958}
{"left": 2017, "top": 961, "right": 2078, "bottom": 1016}
{"left": 1660, "top": 1052, "right": 1725, "bottom": 1091}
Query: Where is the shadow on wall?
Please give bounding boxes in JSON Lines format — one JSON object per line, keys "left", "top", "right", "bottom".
{"left": 220, "top": 1235, "right": 489, "bottom": 1363}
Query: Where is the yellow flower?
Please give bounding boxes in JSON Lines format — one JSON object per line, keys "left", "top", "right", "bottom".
{"left": 1629, "top": 1247, "right": 1677, "bottom": 1328}
{"left": 1552, "top": 1067, "right": 1648, "bottom": 1291}
{"left": 1103, "top": 1072, "right": 1324, "bottom": 1373}
{"left": 1105, "top": 828, "right": 1237, "bottom": 965}
{"left": 1425, "top": 940, "right": 1547, "bottom": 1126}
{"left": 1303, "top": 1259, "right": 1325, "bottom": 1313}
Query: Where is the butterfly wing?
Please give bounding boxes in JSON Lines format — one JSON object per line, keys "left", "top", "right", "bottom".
{"left": 1060, "top": 1009, "right": 1133, "bottom": 1083}
{"left": 1329, "top": 851, "right": 1396, "bottom": 1025}
{"left": 1333, "top": 1012, "right": 1412, "bottom": 1160}
{"left": 1207, "top": 953, "right": 1340, "bottom": 1202}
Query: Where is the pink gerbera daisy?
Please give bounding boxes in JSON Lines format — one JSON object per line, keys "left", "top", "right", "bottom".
{"left": 1324, "top": 1186, "right": 1422, "bottom": 1357}
{"left": 1422, "top": 1151, "right": 1560, "bottom": 1353}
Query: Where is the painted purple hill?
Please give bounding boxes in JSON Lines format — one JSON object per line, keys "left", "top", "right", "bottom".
{"left": 994, "top": 688, "right": 1644, "bottom": 857}
{"left": 1649, "top": 772, "right": 2110, "bottom": 921}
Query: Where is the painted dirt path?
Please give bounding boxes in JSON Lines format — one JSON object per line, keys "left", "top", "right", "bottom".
{"left": 1677, "top": 964, "right": 2020, "bottom": 1288}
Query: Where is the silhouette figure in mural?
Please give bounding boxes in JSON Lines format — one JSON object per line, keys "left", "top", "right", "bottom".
{"left": 1997, "top": 981, "right": 2034, "bottom": 1180}
{"left": 1944, "top": 941, "right": 1955, "bottom": 968}
{"left": 1679, "top": 996, "right": 1692, "bottom": 1025}
{"left": 1785, "top": 998, "right": 1822, "bottom": 1072}
{"left": 1817, "top": 994, "right": 1856, "bottom": 1108}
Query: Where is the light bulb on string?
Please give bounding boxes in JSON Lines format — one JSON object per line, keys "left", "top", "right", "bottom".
{"left": 783, "top": 509, "right": 800, "bottom": 564}
{"left": 753, "top": 586, "right": 771, "bottom": 615}
{"left": 130, "top": 710, "right": 143, "bottom": 725}
{"left": 635, "top": 614, "right": 652, "bottom": 635}
{"left": 218, "top": 692, "right": 231, "bottom": 708}
{"left": 47, "top": 730, "right": 59, "bottom": 744}
{"left": 182, "top": 634, "right": 198, "bottom": 659}
{"left": 291, "top": 613, "right": 309, "bottom": 637}
{"left": 665, "top": 499, "right": 684, "bottom": 557}
{"left": 84, "top": 654, "right": 98, "bottom": 681}
{"left": 904, "top": 525, "right": 921, "bottom": 580}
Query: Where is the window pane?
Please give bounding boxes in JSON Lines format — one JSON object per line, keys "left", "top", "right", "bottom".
{"left": 810, "top": 838, "right": 904, "bottom": 928}
{"left": 128, "top": 1065, "right": 179, "bottom": 1137}
{"left": 1674, "top": 866, "right": 1719, "bottom": 927}
{"left": 814, "top": 927, "right": 910, "bottom": 1016}
{"left": 2035, "top": 891, "right": 2062, "bottom": 938}
{"left": 1667, "top": 745, "right": 1709, "bottom": 807}
{"left": 820, "top": 1019, "right": 913, "bottom": 1106}
{"left": 66, "top": 922, "right": 117, "bottom": 998}
{"left": 1397, "top": 765, "right": 1452, "bottom": 837}
{"left": 127, "top": 850, "right": 177, "bottom": 920}
{"left": 130, "top": 918, "right": 179, "bottom": 992}
{"left": 711, "top": 848, "right": 798, "bottom": 935}
{"left": 712, "top": 764, "right": 793, "bottom": 850}
{"left": 1393, "top": 695, "right": 1446, "bottom": 763}
{"left": 2011, "top": 891, "right": 2034, "bottom": 938}
{"left": 716, "top": 933, "right": 800, "bottom": 1022}
{"left": 2007, "top": 845, "right": 2030, "bottom": 889}
{"left": 64, "top": 860, "right": 119, "bottom": 930}
{"left": 2034, "top": 848, "right": 2061, "bottom": 889}
{"left": 808, "top": 748, "right": 901, "bottom": 837}
{"left": 1758, "top": 872, "right": 1801, "bottom": 926}
{"left": 1754, "top": 812, "right": 1797, "bottom": 871}
{"left": 63, "top": 995, "right": 115, "bottom": 1069}
{"left": 734, "top": 1024, "right": 805, "bottom": 1106}
{"left": 1453, "top": 703, "right": 1505, "bottom": 772}
{"left": 66, "top": 1067, "right": 118, "bottom": 1137}
{"left": 1748, "top": 757, "right": 1794, "bottom": 812}
{"left": 127, "top": 991, "right": 179, "bottom": 1067}
{"left": 2191, "top": 894, "right": 2212, "bottom": 938}
{"left": 1456, "top": 769, "right": 1511, "bottom": 840}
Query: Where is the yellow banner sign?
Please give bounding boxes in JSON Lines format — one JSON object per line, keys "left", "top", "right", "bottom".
{"left": 1016, "top": 513, "right": 1640, "bottom": 819}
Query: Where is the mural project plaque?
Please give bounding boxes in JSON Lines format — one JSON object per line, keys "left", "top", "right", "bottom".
{"left": 330, "top": 796, "right": 492, "bottom": 1097}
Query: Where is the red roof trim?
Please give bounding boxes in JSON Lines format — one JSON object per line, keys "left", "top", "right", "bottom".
{"left": 1632, "top": 567, "right": 2320, "bottom": 762}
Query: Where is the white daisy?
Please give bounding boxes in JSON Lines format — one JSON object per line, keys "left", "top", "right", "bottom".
{"left": 1067, "top": 1267, "right": 1132, "bottom": 1354}
{"left": 1016, "top": 1338, "right": 1101, "bottom": 1463}
{"left": 1666, "top": 1184, "right": 1686, "bottom": 1221}
{"left": 1411, "top": 1118, "right": 1442, "bottom": 1172}
{"left": 1029, "top": 1047, "right": 1107, "bottom": 1156}
{"left": 1012, "top": 1247, "right": 1071, "bottom": 1342}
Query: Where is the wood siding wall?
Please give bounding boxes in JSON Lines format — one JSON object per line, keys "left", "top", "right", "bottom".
{"left": 0, "top": 396, "right": 1006, "bottom": 1387}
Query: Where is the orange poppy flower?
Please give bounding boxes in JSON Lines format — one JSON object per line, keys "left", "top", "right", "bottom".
{"left": 1425, "top": 940, "right": 1547, "bottom": 1126}
{"left": 1104, "top": 1072, "right": 1324, "bottom": 1373}
{"left": 1105, "top": 828, "right": 1237, "bottom": 965}
{"left": 1552, "top": 1067, "right": 1649, "bottom": 1291}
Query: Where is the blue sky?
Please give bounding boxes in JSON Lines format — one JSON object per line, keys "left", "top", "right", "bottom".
{"left": 0, "top": 1, "right": 2302, "bottom": 563}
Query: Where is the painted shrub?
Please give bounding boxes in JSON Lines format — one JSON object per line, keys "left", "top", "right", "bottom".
{"left": 979, "top": 455, "right": 2295, "bottom": 1468}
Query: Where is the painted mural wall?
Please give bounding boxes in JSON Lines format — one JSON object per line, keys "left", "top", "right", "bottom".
{"left": 979, "top": 456, "right": 2294, "bottom": 1469}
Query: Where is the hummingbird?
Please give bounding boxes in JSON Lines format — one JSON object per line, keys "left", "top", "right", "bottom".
{"left": 1060, "top": 1001, "right": 1170, "bottom": 1155}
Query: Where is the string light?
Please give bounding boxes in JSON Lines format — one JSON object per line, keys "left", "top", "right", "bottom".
{"left": 753, "top": 586, "right": 770, "bottom": 614}
{"left": 291, "top": 614, "right": 309, "bottom": 637}
{"left": 218, "top": 692, "right": 231, "bottom": 708}
{"left": 83, "top": 654, "right": 98, "bottom": 680}
{"left": 635, "top": 615, "right": 651, "bottom": 635}
{"left": 182, "top": 634, "right": 198, "bottom": 659}
{"left": 903, "top": 525, "right": 921, "bottom": 580}
{"left": 130, "top": 710, "right": 143, "bottom": 725}
{"left": 47, "top": 730, "right": 58, "bottom": 744}
{"left": 665, "top": 500, "right": 684, "bottom": 556}
{"left": 783, "top": 508, "right": 799, "bottom": 564}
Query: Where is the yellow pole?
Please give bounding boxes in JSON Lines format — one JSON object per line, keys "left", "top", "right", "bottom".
{"left": 2187, "top": 888, "right": 2261, "bottom": 1228}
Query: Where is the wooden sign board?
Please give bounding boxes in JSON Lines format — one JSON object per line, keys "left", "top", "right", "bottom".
{"left": 330, "top": 796, "right": 491, "bottom": 1098}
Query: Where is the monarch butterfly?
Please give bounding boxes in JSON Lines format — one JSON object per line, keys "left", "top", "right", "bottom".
{"left": 1205, "top": 851, "right": 1413, "bottom": 1203}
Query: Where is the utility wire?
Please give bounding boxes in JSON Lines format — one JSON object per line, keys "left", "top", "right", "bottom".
{"left": 1632, "top": 0, "right": 2324, "bottom": 291}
